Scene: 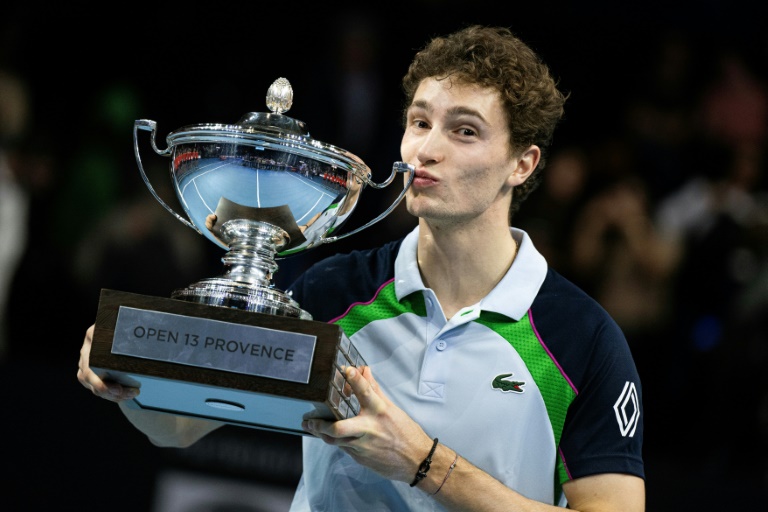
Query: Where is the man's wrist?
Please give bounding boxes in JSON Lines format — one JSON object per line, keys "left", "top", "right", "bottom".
{"left": 411, "top": 441, "right": 459, "bottom": 496}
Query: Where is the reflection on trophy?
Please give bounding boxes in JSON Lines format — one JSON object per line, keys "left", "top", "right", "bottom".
{"left": 89, "top": 78, "right": 414, "bottom": 435}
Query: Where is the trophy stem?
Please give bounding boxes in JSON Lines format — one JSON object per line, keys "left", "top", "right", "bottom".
{"left": 171, "top": 220, "right": 311, "bottom": 319}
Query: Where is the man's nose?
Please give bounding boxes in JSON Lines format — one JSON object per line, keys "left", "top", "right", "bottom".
{"left": 415, "top": 129, "right": 444, "bottom": 165}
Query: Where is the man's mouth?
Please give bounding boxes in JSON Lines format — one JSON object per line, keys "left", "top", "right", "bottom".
{"left": 413, "top": 169, "right": 438, "bottom": 187}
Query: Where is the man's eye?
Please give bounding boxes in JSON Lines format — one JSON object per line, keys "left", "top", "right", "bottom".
{"left": 415, "top": 120, "right": 429, "bottom": 129}
{"left": 460, "top": 128, "right": 476, "bottom": 136}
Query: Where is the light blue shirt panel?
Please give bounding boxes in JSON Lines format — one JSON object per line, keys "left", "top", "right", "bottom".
{"left": 377, "top": 318, "right": 556, "bottom": 480}
{"left": 291, "top": 226, "right": 556, "bottom": 510}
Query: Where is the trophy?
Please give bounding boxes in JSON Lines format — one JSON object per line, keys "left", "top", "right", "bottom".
{"left": 89, "top": 78, "right": 414, "bottom": 435}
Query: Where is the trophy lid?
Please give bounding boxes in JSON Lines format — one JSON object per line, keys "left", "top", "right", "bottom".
{"left": 163, "top": 77, "right": 366, "bottom": 176}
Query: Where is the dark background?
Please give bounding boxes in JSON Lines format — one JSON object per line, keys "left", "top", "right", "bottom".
{"left": 1, "top": 1, "right": 767, "bottom": 510}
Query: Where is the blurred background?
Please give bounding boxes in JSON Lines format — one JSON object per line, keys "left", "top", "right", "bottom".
{"left": 1, "top": 1, "right": 767, "bottom": 510}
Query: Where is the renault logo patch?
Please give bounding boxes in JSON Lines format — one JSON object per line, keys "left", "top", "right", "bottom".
{"left": 492, "top": 373, "right": 525, "bottom": 393}
{"left": 613, "top": 381, "right": 640, "bottom": 437}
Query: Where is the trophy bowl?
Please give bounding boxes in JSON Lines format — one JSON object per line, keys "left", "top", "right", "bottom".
{"left": 134, "top": 77, "right": 414, "bottom": 320}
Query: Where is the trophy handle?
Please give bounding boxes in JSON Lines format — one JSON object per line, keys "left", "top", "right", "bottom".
{"left": 323, "top": 161, "right": 415, "bottom": 244}
{"left": 133, "top": 119, "right": 202, "bottom": 235}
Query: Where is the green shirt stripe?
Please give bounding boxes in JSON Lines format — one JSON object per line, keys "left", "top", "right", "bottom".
{"left": 336, "top": 283, "right": 427, "bottom": 337}
{"left": 476, "top": 311, "right": 577, "bottom": 497}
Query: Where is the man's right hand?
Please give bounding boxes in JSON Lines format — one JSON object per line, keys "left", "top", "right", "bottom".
{"left": 77, "top": 324, "right": 139, "bottom": 402}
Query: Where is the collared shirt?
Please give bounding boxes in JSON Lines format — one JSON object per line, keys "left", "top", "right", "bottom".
{"left": 287, "top": 226, "right": 643, "bottom": 511}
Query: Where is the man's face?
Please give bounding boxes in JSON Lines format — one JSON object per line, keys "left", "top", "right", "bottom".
{"left": 400, "top": 77, "right": 521, "bottom": 227}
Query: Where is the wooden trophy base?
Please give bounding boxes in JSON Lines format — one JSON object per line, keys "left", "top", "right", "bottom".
{"left": 89, "top": 289, "right": 363, "bottom": 436}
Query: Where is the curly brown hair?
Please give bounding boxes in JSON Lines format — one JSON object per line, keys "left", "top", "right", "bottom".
{"left": 402, "top": 25, "right": 568, "bottom": 219}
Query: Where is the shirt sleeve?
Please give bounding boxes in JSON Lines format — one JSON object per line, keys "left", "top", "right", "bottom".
{"left": 558, "top": 317, "right": 645, "bottom": 481}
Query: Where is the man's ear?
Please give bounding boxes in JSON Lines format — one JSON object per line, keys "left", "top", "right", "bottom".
{"left": 507, "top": 145, "right": 541, "bottom": 186}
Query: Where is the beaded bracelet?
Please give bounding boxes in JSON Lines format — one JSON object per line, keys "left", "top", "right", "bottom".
{"left": 410, "top": 437, "right": 439, "bottom": 487}
{"left": 432, "top": 453, "right": 459, "bottom": 496}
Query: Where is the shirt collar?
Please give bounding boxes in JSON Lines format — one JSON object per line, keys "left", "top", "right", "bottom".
{"left": 394, "top": 225, "right": 547, "bottom": 320}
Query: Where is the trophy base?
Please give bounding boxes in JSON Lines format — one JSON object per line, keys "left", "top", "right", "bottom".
{"left": 171, "top": 278, "right": 311, "bottom": 320}
{"left": 90, "top": 289, "right": 363, "bottom": 436}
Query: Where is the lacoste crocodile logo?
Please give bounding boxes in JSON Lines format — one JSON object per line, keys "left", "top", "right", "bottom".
{"left": 492, "top": 373, "right": 525, "bottom": 393}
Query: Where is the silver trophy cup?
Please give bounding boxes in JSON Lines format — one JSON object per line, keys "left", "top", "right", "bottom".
{"left": 89, "top": 78, "right": 414, "bottom": 435}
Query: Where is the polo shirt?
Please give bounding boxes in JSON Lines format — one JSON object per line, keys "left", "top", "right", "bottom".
{"left": 286, "top": 226, "right": 644, "bottom": 511}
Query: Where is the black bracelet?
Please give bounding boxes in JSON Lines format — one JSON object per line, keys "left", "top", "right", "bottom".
{"left": 410, "top": 437, "right": 439, "bottom": 487}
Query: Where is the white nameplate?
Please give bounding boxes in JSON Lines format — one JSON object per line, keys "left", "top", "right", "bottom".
{"left": 111, "top": 306, "right": 316, "bottom": 383}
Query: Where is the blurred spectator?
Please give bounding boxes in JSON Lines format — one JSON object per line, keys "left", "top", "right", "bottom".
{"left": 0, "top": 69, "right": 30, "bottom": 363}
{"left": 570, "top": 158, "right": 682, "bottom": 346}
{"left": 71, "top": 169, "right": 213, "bottom": 301}
{"left": 697, "top": 47, "right": 768, "bottom": 155}
{"left": 50, "top": 82, "right": 142, "bottom": 255}
{"left": 624, "top": 30, "right": 700, "bottom": 203}
{"left": 655, "top": 137, "right": 768, "bottom": 465}
{"left": 656, "top": 125, "right": 767, "bottom": 358}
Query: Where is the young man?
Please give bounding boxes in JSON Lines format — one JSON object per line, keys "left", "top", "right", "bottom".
{"left": 78, "top": 25, "right": 645, "bottom": 510}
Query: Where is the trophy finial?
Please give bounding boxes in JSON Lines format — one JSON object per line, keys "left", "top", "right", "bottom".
{"left": 266, "top": 77, "right": 293, "bottom": 114}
